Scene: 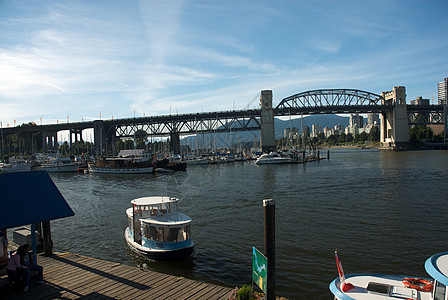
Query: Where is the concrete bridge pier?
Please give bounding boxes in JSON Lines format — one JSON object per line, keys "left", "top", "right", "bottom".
{"left": 170, "top": 132, "right": 181, "bottom": 154}
{"left": 69, "top": 129, "right": 84, "bottom": 155}
{"left": 42, "top": 131, "right": 58, "bottom": 152}
{"left": 380, "top": 86, "right": 409, "bottom": 150}
{"left": 93, "top": 121, "right": 106, "bottom": 156}
{"left": 93, "top": 121, "right": 116, "bottom": 156}
{"left": 260, "top": 90, "right": 276, "bottom": 153}
{"left": 444, "top": 106, "right": 448, "bottom": 144}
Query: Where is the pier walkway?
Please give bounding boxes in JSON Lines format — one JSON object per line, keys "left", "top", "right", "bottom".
{"left": 1, "top": 252, "right": 233, "bottom": 299}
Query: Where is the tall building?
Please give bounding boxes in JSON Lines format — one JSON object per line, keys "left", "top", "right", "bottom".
{"left": 438, "top": 77, "right": 448, "bottom": 106}
{"left": 311, "top": 124, "right": 321, "bottom": 137}
{"left": 367, "top": 113, "right": 379, "bottom": 125}
{"left": 349, "top": 114, "right": 363, "bottom": 128}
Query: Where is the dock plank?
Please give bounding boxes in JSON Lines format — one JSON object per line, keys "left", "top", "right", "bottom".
{"left": 0, "top": 252, "right": 233, "bottom": 300}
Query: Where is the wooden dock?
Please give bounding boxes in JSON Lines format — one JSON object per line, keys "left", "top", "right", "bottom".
{"left": 1, "top": 252, "right": 234, "bottom": 299}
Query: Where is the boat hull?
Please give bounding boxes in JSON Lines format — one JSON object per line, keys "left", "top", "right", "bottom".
{"left": 255, "top": 159, "right": 292, "bottom": 164}
{"left": 125, "top": 229, "right": 194, "bottom": 261}
{"left": 41, "top": 165, "right": 79, "bottom": 172}
{"left": 88, "top": 165, "right": 154, "bottom": 174}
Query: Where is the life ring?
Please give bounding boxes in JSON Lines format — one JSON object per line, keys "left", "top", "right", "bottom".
{"left": 402, "top": 277, "right": 433, "bottom": 292}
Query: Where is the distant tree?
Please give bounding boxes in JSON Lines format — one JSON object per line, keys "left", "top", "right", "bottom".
{"left": 134, "top": 130, "right": 148, "bottom": 149}
{"left": 345, "top": 133, "right": 354, "bottom": 143}
{"left": 358, "top": 132, "right": 368, "bottom": 142}
{"left": 327, "top": 134, "right": 338, "bottom": 145}
{"left": 316, "top": 132, "right": 325, "bottom": 141}
{"left": 338, "top": 133, "right": 346, "bottom": 144}
{"left": 368, "top": 126, "right": 380, "bottom": 142}
{"left": 60, "top": 142, "right": 69, "bottom": 155}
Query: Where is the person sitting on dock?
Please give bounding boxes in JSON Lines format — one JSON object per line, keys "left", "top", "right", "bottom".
{"left": 19, "top": 244, "right": 44, "bottom": 289}
{"left": 6, "top": 249, "right": 26, "bottom": 290}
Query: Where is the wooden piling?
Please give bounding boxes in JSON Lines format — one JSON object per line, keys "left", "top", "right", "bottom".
{"left": 42, "top": 221, "right": 53, "bottom": 257}
{"left": 263, "top": 199, "right": 275, "bottom": 300}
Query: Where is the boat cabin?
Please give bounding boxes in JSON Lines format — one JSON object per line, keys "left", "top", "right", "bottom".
{"left": 126, "top": 196, "right": 190, "bottom": 246}
{"left": 139, "top": 214, "right": 192, "bottom": 250}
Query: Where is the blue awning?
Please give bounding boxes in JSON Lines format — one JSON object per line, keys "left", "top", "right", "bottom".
{"left": 0, "top": 171, "right": 75, "bottom": 229}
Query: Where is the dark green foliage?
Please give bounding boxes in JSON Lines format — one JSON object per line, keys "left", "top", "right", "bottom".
{"left": 236, "top": 285, "right": 254, "bottom": 300}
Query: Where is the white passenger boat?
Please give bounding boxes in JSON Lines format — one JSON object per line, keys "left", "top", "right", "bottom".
{"left": 88, "top": 156, "right": 154, "bottom": 174}
{"left": 255, "top": 152, "right": 293, "bottom": 164}
{"left": 329, "top": 250, "right": 448, "bottom": 300}
{"left": 125, "top": 196, "right": 194, "bottom": 261}
{"left": 40, "top": 157, "right": 79, "bottom": 172}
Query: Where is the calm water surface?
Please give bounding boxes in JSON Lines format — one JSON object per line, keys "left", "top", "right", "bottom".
{"left": 48, "top": 149, "right": 448, "bottom": 299}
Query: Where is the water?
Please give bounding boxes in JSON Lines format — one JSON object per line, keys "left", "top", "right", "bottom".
{"left": 46, "top": 149, "right": 448, "bottom": 299}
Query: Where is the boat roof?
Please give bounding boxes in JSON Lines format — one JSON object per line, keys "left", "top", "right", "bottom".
{"left": 141, "top": 212, "right": 191, "bottom": 226}
{"left": 131, "top": 196, "right": 179, "bottom": 206}
{"left": 425, "top": 252, "right": 448, "bottom": 286}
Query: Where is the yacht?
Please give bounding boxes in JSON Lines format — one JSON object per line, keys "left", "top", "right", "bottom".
{"left": 40, "top": 156, "right": 79, "bottom": 172}
{"left": 255, "top": 152, "right": 293, "bottom": 164}
{"left": 125, "top": 196, "right": 194, "bottom": 261}
{"left": 88, "top": 156, "right": 154, "bottom": 174}
{"left": 329, "top": 250, "right": 448, "bottom": 300}
{"left": 0, "top": 160, "right": 31, "bottom": 173}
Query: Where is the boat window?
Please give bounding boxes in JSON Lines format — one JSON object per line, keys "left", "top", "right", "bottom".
{"left": 163, "top": 227, "right": 179, "bottom": 242}
{"left": 160, "top": 203, "right": 169, "bottom": 214}
{"left": 154, "top": 226, "right": 163, "bottom": 241}
{"left": 128, "top": 216, "right": 133, "bottom": 232}
{"left": 433, "top": 280, "right": 446, "bottom": 300}
{"left": 144, "top": 225, "right": 157, "bottom": 241}
{"left": 367, "top": 282, "right": 391, "bottom": 295}
{"left": 176, "top": 225, "right": 190, "bottom": 241}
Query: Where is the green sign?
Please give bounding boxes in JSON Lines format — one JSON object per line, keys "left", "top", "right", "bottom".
{"left": 252, "top": 246, "right": 267, "bottom": 293}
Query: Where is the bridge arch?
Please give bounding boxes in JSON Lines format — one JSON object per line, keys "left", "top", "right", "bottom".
{"left": 275, "top": 89, "right": 385, "bottom": 110}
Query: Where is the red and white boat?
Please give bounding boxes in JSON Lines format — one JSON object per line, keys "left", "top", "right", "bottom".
{"left": 329, "top": 250, "right": 448, "bottom": 300}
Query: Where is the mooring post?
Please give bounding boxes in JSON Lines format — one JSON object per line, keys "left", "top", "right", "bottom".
{"left": 263, "top": 199, "right": 275, "bottom": 300}
{"left": 42, "top": 221, "right": 53, "bottom": 257}
{"left": 327, "top": 150, "right": 330, "bottom": 160}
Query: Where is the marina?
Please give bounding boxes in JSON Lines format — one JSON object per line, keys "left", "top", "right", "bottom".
{"left": 1, "top": 149, "right": 447, "bottom": 299}
{"left": 41, "top": 149, "right": 448, "bottom": 299}
{"left": 1, "top": 252, "right": 232, "bottom": 299}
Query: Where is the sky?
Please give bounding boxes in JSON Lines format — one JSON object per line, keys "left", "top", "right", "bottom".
{"left": 1, "top": 0, "right": 447, "bottom": 131}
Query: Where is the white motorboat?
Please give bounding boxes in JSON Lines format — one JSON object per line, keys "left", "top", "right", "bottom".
{"left": 185, "top": 156, "right": 209, "bottom": 165}
{"left": 0, "top": 161, "right": 31, "bottom": 173}
{"left": 125, "top": 196, "right": 194, "bottom": 261}
{"left": 329, "top": 250, "right": 448, "bottom": 300}
{"left": 40, "top": 157, "right": 79, "bottom": 172}
{"left": 255, "top": 152, "right": 293, "bottom": 164}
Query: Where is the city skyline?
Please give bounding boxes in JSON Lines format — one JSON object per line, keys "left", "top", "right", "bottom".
{"left": 1, "top": 0, "right": 447, "bottom": 129}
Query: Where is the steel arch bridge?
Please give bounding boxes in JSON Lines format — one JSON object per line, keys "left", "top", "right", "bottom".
{"left": 274, "top": 89, "right": 391, "bottom": 115}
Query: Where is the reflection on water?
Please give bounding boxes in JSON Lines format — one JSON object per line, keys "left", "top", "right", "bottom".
{"left": 48, "top": 149, "right": 448, "bottom": 299}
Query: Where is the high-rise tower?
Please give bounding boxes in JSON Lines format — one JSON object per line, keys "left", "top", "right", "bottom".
{"left": 438, "top": 77, "right": 448, "bottom": 106}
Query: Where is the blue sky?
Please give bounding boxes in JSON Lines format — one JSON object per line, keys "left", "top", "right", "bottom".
{"left": 1, "top": 0, "right": 447, "bottom": 129}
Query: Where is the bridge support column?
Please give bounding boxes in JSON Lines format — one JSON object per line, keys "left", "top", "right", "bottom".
{"left": 444, "top": 105, "right": 448, "bottom": 144}
{"left": 380, "top": 86, "right": 409, "bottom": 150}
{"left": 260, "top": 90, "right": 276, "bottom": 153}
{"left": 42, "top": 132, "right": 58, "bottom": 152}
{"left": 94, "top": 120, "right": 106, "bottom": 156}
{"left": 170, "top": 132, "right": 181, "bottom": 154}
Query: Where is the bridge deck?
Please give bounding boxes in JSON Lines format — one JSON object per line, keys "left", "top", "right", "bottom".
{"left": 1, "top": 252, "right": 233, "bottom": 300}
